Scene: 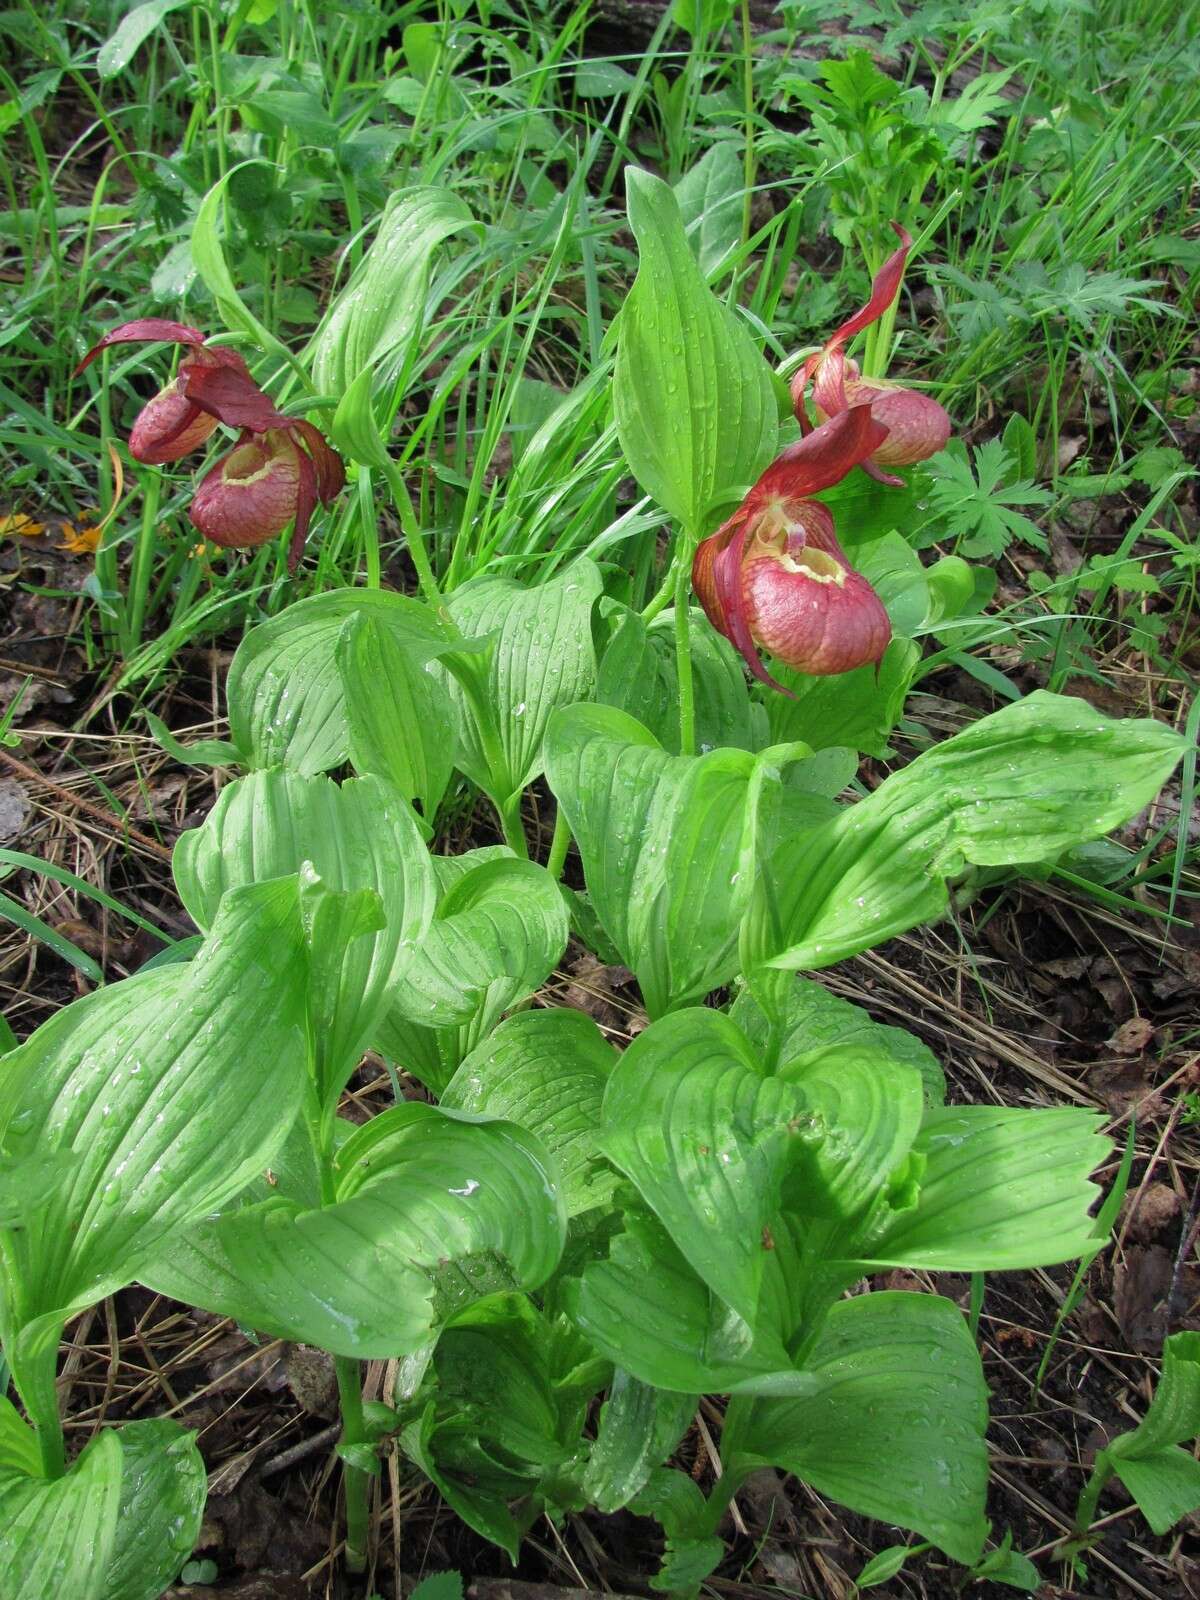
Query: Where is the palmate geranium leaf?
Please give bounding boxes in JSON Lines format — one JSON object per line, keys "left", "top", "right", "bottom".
{"left": 442, "top": 1009, "right": 618, "bottom": 1218}
{"left": 614, "top": 168, "right": 777, "bottom": 533}
{"left": 723, "top": 1292, "right": 990, "bottom": 1566}
{"left": 142, "top": 1104, "right": 566, "bottom": 1359}
{"left": 225, "top": 588, "right": 451, "bottom": 775}
{"left": 0, "top": 1430, "right": 122, "bottom": 1600}
{"left": 435, "top": 560, "right": 602, "bottom": 808}
{"left": 862, "top": 1107, "right": 1109, "bottom": 1271}
{"left": 0, "top": 880, "right": 308, "bottom": 1420}
{"left": 100, "top": 1421, "right": 206, "bottom": 1600}
{"left": 742, "top": 690, "right": 1187, "bottom": 976}
{"left": 545, "top": 704, "right": 801, "bottom": 1017}
{"left": 174, "top": 768, "right": 437, "bottom": 1104}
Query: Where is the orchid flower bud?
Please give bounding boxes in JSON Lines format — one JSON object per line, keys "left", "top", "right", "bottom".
{"left": 791, "top": 223, "right": 951, "bottom": 481}
{"left": 692, "top": 407, "right": 892, "bottom": 691}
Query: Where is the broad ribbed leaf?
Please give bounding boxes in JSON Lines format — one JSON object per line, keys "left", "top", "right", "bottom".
{"left": 383, "top": 857, "right": 568, "bottom": 1033}
{"left": 0, "top": 1399, "right": 40, "bottom": 1478}
{"left": 101, "top": 1420, "right": 205, "bottom": 1600}
{"left": 0, "top": 1429, "right": 122, "bottom": 1600}
{"left": 764, "top": 637, "right": 919, "bottom": 759}
{"left": 438, "top": 561, "right": 602, "bottom": 805}
{"left": 1111, "top": 1449, "right": 1200, "bottom": 1535}
{"left": 567, "top": 1205, "right": 811, "bottom": 1395}
{"left": 0, "top": 880, "right": 308, "bottom": 1348}
{"left": 337, "top": 610, "right": 457, "bottom": 826}
{"left": 601, "top": 1010, "right": 816, "bottom": 1324}
{"left": 443, "top": 1009, "right": 618, "bottom": 1217}
{"left": 614, "top": 168, "right": 777, "bottom": 532}
{"left": 142, "top": 1104, "right": 565, "bottom": 1358}
{"left": 732, "top": 979, "right": 945, "bottom": 1107}
{"left": 864, "top": 1107, "right": 1108, "bottom": 1270}
{"left": 583, "top": 1369, "right": 696, "bottom": 1513}
{"left": 226, "top": 589, "right": 450, "bottom": 774}
{"left": 596, "top": 607, "right": 767, "bottom": 755}
{"left": 174, "top": 768, "right": 437, "bottom": 1102}
{"left": 1112, "top": 1332, "right": 1200, "bottom": 1460}
{"left": 309, "top": 187, "right": 479, "bottom": 396}
{"left": 743, "top": 691, "right": 1186, "bottom": 974}
{"left": 545, "top": 704, "right": 797, "bottom": 1016}
{"left": 724, "top": 1292, "right": 990, "bottom": 1565}
{"left": 673, "top": 143, "right": 744, "bottom": 278}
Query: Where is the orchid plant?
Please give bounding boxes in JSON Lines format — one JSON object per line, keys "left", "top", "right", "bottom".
{"left": 5, "top": 167, "right": 1195, "bottom": 1600}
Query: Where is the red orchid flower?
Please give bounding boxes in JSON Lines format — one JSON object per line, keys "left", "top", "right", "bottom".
{"left": 790, "top": 224, "right": 951, "bottom": 485}
{"left": 692, "top": 406, "right": 893, "bottom": 692}
{"left": 74, "top": 320, "right": 251, "bottom": 465}
{"left": 76, "top": 321, "right": 344, "bottom": 570}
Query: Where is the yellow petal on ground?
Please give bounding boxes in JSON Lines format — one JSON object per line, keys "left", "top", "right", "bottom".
{"left": 0, "top": 512, "right": 47, "bottom": 539}
{"left": 58, "top": 523, "right": 103, "bottom": 554}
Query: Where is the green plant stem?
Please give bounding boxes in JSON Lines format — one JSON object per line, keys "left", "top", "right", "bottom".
{"left": 497, "top": 793, "right": 529, "bottom": 859}
{"left": 380, "top": 457, "right": 444, "bottom": 611}
{"left": 740, "top": 0, "right": 756, "bottom": 247}
{"left": 1073, "top": 1453, "right": 1113, "bottom": 1535}
{"left": 546, "top": 806, "right": 571, "bottom": 879}
{"left": 334, "top": 1353, "right": 370, "bottom": 1572}
{"left": 673, "top": 545, "right": 696, "bottom": 756}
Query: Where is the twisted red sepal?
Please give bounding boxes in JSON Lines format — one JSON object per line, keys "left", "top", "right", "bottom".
{"left": 182, "top": 364, "right": 292, "bottom": 432}
{"left": 73, "top": 320, "right": 208, "bottom": 376}
{"left": 827, "top": 221, "right": 912, "bottom": 347}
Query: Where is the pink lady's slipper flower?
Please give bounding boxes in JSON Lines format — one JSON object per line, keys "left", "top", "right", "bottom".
{"left": 692, "top": 406, "right": 893, "bottom": 690}
{"left": 75, "top": 319, "right": 252, "bottom": 465}
{"left": 790, "top": 224, "right": 951, "bottom": 484}
{"left": 76, "top": 322, "right": 344, "bottom": 569}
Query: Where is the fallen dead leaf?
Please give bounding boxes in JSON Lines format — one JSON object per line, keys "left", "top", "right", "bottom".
{"left": 1109, "top": 1016, "right": 1156, "bottom": 1054}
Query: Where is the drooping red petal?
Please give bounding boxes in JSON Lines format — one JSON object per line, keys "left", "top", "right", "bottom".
{"left": 181, "top": 364, "right": 290, "bottom": 433}
{"left": 747, "top": 405, "right": 890, "bottom": 512}
{"left": 711, "top": 514, "right": 788, "bottom": 693}
{"left": 789, "top": 352, "right": 823, "bottom": 435}
{"left": 290, "top": 418, "right": 346, "bottom": 504}
{"left": 74, "top": 320, "right": 207, "bottom": 376}
{"left": 128, "top": 380, "right": 218, "bottom": 464}
{"left": 189, "top": 429, "right": 302, "bottom": 548}
{"left": 287, "top": 446, "right": 318, "bottom": 574}
{"left": 827, "top": 221, "right": 912, "bottom": 348}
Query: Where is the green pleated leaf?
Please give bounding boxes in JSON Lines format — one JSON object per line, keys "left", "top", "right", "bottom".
{"left": 174, "top": 768, "right": 437, "bottom": 1104}
{"left": 731, "top": 978, "right": 946, "bottom": 1108}
{"left": 442, "top": 1009, "right": 618, "bottom": 1218}
{"left": 567, "top": 1203, "right": 810, "bottom": 1396}
{"left": 724, "top": 1292, "right": 990, "bottom": 1565}
{"left": 1110, "top": 1448, "right": 1200, "bottom": 1535}
{"left": 308, "top": 187, "right": 480, "bottom": 397}
{"left": 382, "top": 857, "right": 568, "bottom": 1036}
{"left": 596, "top": 607, "right": 767, "bottom": 756}
{"left": 0, "top": 1398, "right": 40, "bottom": 1478}
{"left": 191, "top": 167, "right": 279, "bottom": 351}
{"left": 743, "top": 690, "right": 1187, "bottom": 975}
{"left": 629, "top": 1466, "right": 725, "bottom": 1595}
{"left": 545, "top": 704, "right": 798, "bottom": 1017}
{"left": 763, "top": 637, "right": 920, "bottom": 759}
{"left": 600, "top": 1010, "right": 816, "bottom": 1325}
{"left": 142, "top": 1104, "right": 566, "bottom": 1359}
{"left": 1111, "top": 1332, "right": 1200, "bottom": 1461}
{"left": 100, "top": 1420, "right": 206, "bottom": 1600}
{"left": 226, "top": 589, "right": 450, "bottom": 775}
{"left": 437, "top": 561, "right": 602, "bottom": 806}
{"left": 0, "top": 1429, "right": 122, "bottom": 1600}
{"left": 0, "top": 880, "right": 308, "bottom": 1351}
{"left": 614, "top": 168, "right": 777, "bottom": 532}
{"left": 583, "top": 1368, "right": 696, "bottom": 1513}
{"left": 673, "top": 142, "right": 745, "bottom": 278}
{"left": 337, "top": 610, "right": 457, "bottom": 827}
{"left": 864, "top": 1107, "right": 1108, "bottom": 1271}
